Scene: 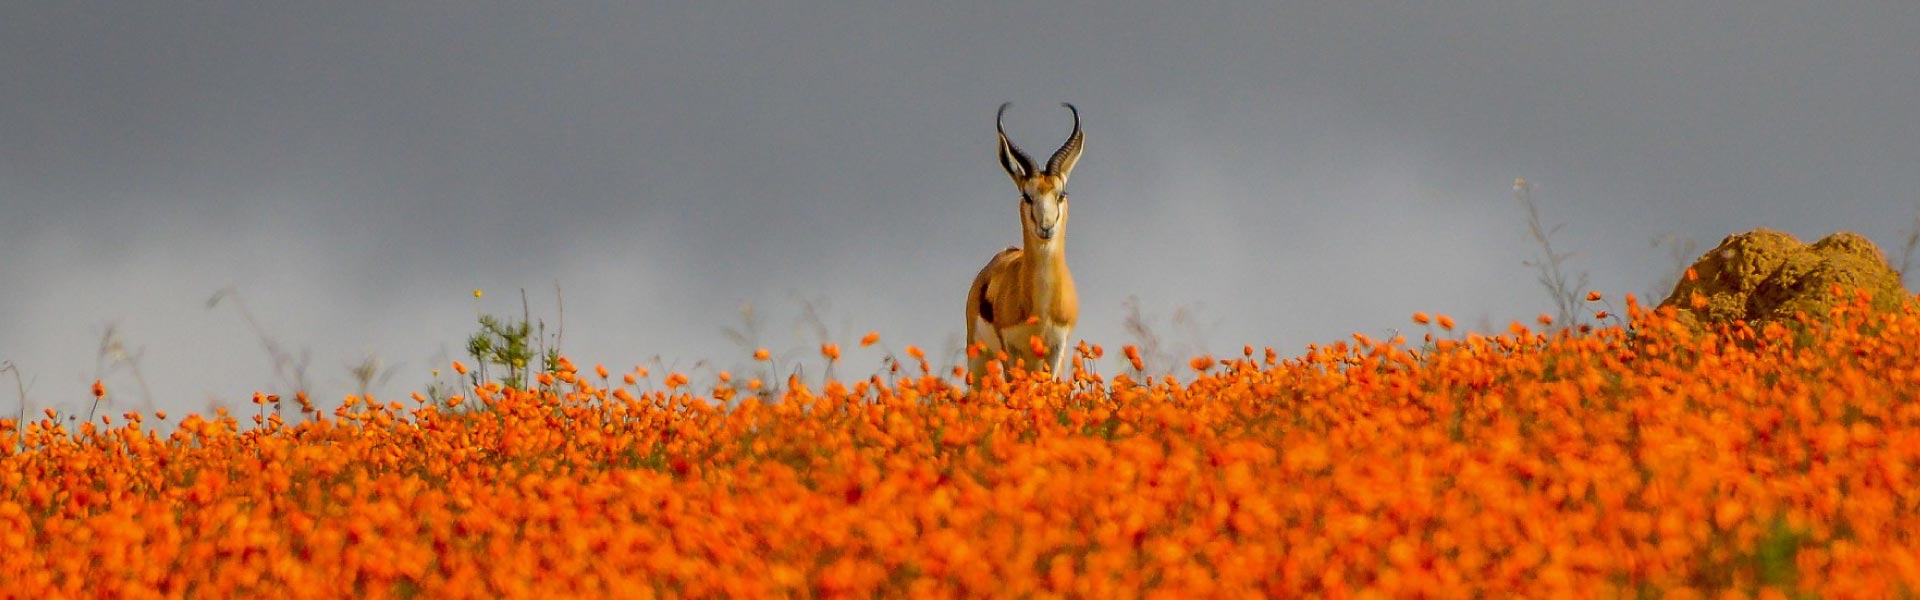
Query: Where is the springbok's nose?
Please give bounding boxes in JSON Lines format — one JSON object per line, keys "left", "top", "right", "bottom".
{"left": 1037, "top": 226, "right": 1055, "bottom": 240}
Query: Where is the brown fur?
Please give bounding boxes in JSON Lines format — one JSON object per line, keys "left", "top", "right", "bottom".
{"left": 965, "top": 207, "right": 1079, "bottom": 386}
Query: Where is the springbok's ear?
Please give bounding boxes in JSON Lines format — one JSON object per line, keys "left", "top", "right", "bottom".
{"left": 998, "top": 133, "right": 1031, "bottom": 180}
{"left": 1046, "top": 103, "right": 1083, "bottom": 182}
{"left": 997, "top": 102, "right": 1034, "bottom": 181}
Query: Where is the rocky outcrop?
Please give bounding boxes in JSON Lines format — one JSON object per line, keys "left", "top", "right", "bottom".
{"left": 1659, "top": 229, "right": 1909, "bottom": 326}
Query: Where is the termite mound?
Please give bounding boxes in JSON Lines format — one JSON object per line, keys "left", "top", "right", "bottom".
{"left": 1660, "top": 228, "right": 1910, "bottom": 327}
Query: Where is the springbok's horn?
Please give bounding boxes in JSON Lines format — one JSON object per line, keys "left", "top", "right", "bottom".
{"left": 997, "top": 102, "right": 1034, "bottom": 174}
{"left": 1047, "top": 103, "right": 1083, "bottom": 176}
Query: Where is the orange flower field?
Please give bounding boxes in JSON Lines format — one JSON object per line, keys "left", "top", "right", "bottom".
{"left": 4, "top": 293, "right": 1920, "bottom": 598}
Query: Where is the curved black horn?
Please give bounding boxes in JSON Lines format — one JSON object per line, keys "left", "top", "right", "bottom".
{"left": 1046, "top": 103, "right": 1084, "bottom": 176}
{"left": 997, "top": 102, "right": 1034, "bottom": 175}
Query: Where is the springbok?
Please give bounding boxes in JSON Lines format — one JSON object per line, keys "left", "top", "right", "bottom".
{"left": 965, "top": 102, "right": 1084, "bottom": 387}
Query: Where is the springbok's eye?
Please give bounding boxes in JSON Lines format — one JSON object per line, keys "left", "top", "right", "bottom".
{"left": 1022, "top": 195, "right": 1033, "bottom": 205}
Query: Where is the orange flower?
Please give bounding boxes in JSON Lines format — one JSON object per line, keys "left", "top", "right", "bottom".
{"left": 905, "top": 345, "right": 925, "bottom": 361}
{"left": 754, "top": 348, "right": 772, "bottom": 361}
{"left": 1436, "top": 314, "right": 1455, "bottom": 330}
{"left": 1713, "top": 500, "right": 1746, "bottom": 529}
{"left": 1189, "top": 355, "right": 1216, "bottom": 372}
{"left": 91, "top": 380, "right": 104, "bottom": 399}
{"left": 1586, "top": 291, "right": 1603, "bottom": 302}
{"left": 860, "top": 332, "right": 880, "bottom": 347}
{"left": 451, "top": 361, "right": 468, "bottom": 375}
{"left": 1412, "top": 312, "right": 1432, "bottom": 325}
{"left": 4, "top": 289, "right": 1917, "bottom": 598}
{"left": 821, "top": 344, "right": 841, "bottom": 361}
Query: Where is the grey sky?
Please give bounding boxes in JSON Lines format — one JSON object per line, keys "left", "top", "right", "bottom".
{"left": 4, "top": 3, "right": 1918, "bottom": 414}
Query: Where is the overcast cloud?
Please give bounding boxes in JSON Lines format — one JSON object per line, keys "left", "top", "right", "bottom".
{"left": 4, "top": 2, "right": 1918, "bottom": 415}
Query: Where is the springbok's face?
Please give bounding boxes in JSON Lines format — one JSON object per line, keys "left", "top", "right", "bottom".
{"left": 996, "top": 102, "right": 1083, "bottom": 248}
{"left": 1016, "top": 174, "right": 1068, "bottom": 243}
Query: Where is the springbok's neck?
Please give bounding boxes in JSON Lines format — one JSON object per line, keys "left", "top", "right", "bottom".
{"left": 1022, "top": 238, "right": 1070, "bottom": 313}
